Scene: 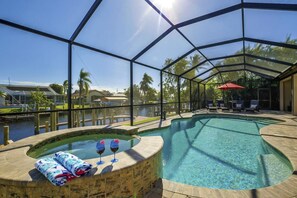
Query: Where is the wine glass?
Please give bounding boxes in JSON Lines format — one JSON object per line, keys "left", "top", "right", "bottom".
{"left": 96, "top": 140, "right": 105, "bottom": 165}
{"left": 110, "top": 139, "right": 119, "bottom": 163}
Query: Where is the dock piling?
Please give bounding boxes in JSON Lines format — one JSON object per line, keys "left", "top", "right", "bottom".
{"left": 34, "top": 113, "right": 40, "bottom": 135}
{"left": 56, "top": 111, "right": 59, "bottom": 130}
{"left": 82, "top": 104, "right": 85, "bottom": 127}
{"left": 50, "top": 104, "right": 57, "bottom": 131}
{"left": 34, "top": 104, "right": 40, "bottom": 135}
{"left": 103, "top": 108, "right": 106, "bottom": 125}
{"left": 76, "top": 111, "right": 80, "bottom": 127}
{"left": 92, "top": 105, "right": 96, "bottom": 126}
{"left": 4, "top": 126, "right": 9, "bottom": 145}
{"left": 71, "top": 104, "right": 75, "bottom": 128}
{"left": 45, "top": 121, "right": 49, "bottom": 132}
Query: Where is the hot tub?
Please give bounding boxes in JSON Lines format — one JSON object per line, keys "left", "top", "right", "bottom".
{"left": 28, "top": 134, "right": 140, "bottom": 160}
{"left": 0, "top": 126, "right": 163, "bottom": 197}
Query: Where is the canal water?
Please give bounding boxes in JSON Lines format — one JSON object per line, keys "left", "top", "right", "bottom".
{"left": 0, "top": 106, "right": 155, "bottom": 145}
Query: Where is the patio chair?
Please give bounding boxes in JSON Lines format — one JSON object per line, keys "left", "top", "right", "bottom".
{"left": 245, "top": 100, "right": 260, "bottom": 112}
{"left": 233, "top": 100, "right": 244, "bottom": 112}
{"left": 206, "top": 100, "right": 217, "bottom": 111}
{"left": 217, "top": 100, "right": 229, "bottom": 111}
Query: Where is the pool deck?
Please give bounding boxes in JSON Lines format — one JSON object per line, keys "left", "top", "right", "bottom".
{"left": 140, "top": 110, "right": 297, "bottom": 198}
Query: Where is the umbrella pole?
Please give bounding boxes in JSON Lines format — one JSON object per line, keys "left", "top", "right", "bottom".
{"left": 231, "top": 90, "right": 233, "bottom": 109}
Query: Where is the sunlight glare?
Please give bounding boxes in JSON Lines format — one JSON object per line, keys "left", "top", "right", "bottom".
{"left": 155, "top": 0, "right": 174, "bottom": 10}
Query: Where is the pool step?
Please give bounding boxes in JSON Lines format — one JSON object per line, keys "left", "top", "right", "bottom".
{"left": 257, "top": 154, "right": 291, "bottom": 186}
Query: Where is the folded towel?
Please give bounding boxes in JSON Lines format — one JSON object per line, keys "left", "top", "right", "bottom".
{"left": 35, "top": 157, "right": 75, "bottom": 186}
{"left": 55, "top": 151, "right": 92, "bottom": 177}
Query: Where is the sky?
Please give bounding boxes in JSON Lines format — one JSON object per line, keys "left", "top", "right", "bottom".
{"left": 0, "top": 0, "right": 296, "bottom": 92}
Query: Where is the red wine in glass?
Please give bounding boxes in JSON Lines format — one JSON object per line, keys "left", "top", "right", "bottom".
{"left": 110, "top": 147, "right": 118, "bottom": 153}
{"left": 110, "top": 139, "right": 119, "bottom": 163}
{"left": 97, "top": 148, "right": 105, "bottom": 155}
{"left": 96, "top": 140, "right": 105, "bottom": 165}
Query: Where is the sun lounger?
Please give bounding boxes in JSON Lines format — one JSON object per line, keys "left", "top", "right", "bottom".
{"left": 245, "top": 100, "right": 260, "bottom": 112}
{"left": 217, "top": 100, "right": 229, "bottom": 111}
{"left": 233, "top": 100, "right": 244, "bottom": 112}
{"left": 206, "top": 100, "right": 217, "bottom": 111}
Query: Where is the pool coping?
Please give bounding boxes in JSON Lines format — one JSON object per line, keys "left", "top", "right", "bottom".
{"left": 0, "top": 125, "right": 163, "bottom": 185}
{"left": 142, "top": 111, "right": 297, "bottom": 198}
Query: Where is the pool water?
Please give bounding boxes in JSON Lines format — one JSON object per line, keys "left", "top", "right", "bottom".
{"left": 142, "top": 116, "right": 293, "bottom": 190}
{"left": 28, "top": 134, "right": 140, "bottom": 160}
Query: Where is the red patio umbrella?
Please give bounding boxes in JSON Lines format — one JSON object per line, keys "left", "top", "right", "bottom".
{"left": 218, "top": 83, "right": 245, "bottom": 108}
{"left": 218, "top": 82, "right": 245, "bottom": 90}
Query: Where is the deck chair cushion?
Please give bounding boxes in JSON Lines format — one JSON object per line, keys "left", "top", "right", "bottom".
{"left": 250, "top": 104, "right": 257, "bottom": 108}
{"left": 236, "top": 104, "right": 242, "bottom": 108}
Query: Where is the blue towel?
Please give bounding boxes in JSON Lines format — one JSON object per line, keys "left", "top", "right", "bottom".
{"left": 35, "top": 157, "right": 75, "bottom": 186}
{"left": 55, "top": 151, "right": 92, "bottom": 177}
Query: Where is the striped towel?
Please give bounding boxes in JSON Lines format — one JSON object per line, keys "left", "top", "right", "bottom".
{"left": 55, "top": 151, "right": 92, "bottom": 177}
{"left": 35, "top": 157, "right": 75, "bottom": 186}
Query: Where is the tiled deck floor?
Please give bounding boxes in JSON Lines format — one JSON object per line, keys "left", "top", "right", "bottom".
{"left": 139, "top": 110, "right": 297, "bottom": 198}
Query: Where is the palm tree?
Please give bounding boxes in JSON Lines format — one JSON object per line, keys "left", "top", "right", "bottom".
{"left": 63, "top": 80, "right": 68, "bottom": 95}
{"left": 0, "top": 91, "right": 6, "bottom": 105}
{"left": 140, "top": 73, "right": 153, "bottom": 103}
{"left": 63, "top": 80, "right": 68, "bottom": 104}
{"left": 0, "top": 90, "right": 6, "bottom": 98}
{"left": 190, "top": 54, "right": 201, "bottom": 67}
{"left": 77, "top": 68, "right": 92, "bottom": 107}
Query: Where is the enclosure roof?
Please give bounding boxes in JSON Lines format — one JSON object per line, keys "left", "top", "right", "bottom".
{"left": 0, "top": 0, "right": 297, "bottom": 84}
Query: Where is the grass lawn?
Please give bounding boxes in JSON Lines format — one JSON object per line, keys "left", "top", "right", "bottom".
{"left": 0, "top": 108, "right": 21, "bottom": 114}
{"left": 0, "top": 103, "right": 91, "bottom": 114}
{"left": 56, "top": 104, "right": 91, "bottom": 109}
{"left": 124, "top": 116, "right": 160, "bottom": 126}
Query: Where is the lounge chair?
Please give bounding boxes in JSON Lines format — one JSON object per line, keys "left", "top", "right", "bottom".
{"left": 206, "top": 100, "right": 217, "bottom": 111}
{"left": 233, "top": 100, "right": 244, "bottom": 112}
{"left": 245, "top": 100, "right": 260, "bottom": 112}
{"left": 217, "top": 100, "right": 229, "bottom": 111}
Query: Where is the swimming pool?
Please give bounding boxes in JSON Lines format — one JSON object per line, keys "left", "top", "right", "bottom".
{"left": 28, "top": 134, "right": 140, "bottom": 160}
{"left": 142, "top": 115, "right": 293, "bottom": 190}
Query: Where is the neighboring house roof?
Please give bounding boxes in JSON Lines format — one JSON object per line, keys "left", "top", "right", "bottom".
{"left": 101, "top": 90, "right": 112, "bottom": 96}
{"left": 101, "top": 93, "right": 128, "bottom": 102}
{"left": 89, "top": 90, "right": 103, "bottom": 94}
{"left": 103, "top": 97, "right": 127, "bottom": 101}
{"left": 72, "top": 89, "right": 107, "bottom": 97}
{"left": 72, "top": 89, "right": 113, "bottom": 98}
{"left": 112, "top": 93, "right": 126, "bottom": 97}
{"left": 0, "top": 84, "right": 59, "bottom": 96}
